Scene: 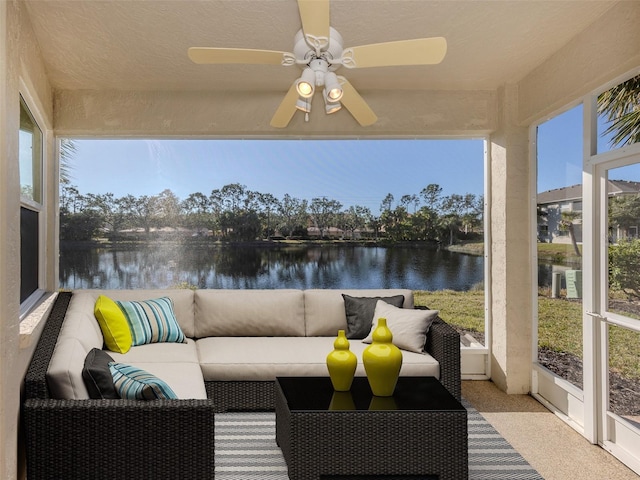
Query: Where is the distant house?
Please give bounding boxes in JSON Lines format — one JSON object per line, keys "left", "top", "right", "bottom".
{"left": 537, "top": 180, "right": 640, "bottom": 244}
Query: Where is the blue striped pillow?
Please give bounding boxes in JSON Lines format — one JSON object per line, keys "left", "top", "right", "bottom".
{"left": 109, "top": 363, "right": 178, "bottom": 400}
{"left": 116, "top": 297, "right": 187, "bottom": 346}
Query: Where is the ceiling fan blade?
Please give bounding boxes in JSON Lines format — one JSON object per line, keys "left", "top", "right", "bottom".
{"left": 297, "top": 0, "right": 330, "bottom": 43}
{"left": 343, "top": 37, "right": 447, "bottom": 69}
{"left": 270, "top": 83, "right": 300, "bottom": 128}
{"left": 338, "top": 77, "right": 377, "bottom": 127}
{"left": 188, "top": 47, "right": 289, "bottom": 65}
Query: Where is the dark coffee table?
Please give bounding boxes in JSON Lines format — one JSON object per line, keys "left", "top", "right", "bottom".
{"left": 275, "top": 376, "right": 468, "bottom": 480}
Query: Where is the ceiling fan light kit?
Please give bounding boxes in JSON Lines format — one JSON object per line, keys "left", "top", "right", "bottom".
{"left": 188, "top": 0, "right": 447, "bottom": 128}
{"left": 324, "top": 72, "right": 343, "bottom": 101}
{"left": 295, "top": 96, "right": 312, "bottom": 113}
{"left": 295, "top": 66, "right": 316, "bottom": 97}
{"left": 323, "top": 88, "right": 342, "bottom": 114}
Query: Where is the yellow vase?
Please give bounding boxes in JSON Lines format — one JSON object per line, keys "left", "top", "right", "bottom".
{"left": 326, "top": 329, "right": 357, "bottom": 391}
{"left": 362, "top": 317, "right": 403, "bottom": 396}
{"left": 368, "top": 395, "right": 398, "bottom": 411}
{"left": 329, "top": 391, "right": 356, "bottom": 410}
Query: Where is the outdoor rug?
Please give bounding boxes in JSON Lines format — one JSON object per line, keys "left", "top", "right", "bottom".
{"left": 214, "top": 399, "right": 544, "bottom": 480}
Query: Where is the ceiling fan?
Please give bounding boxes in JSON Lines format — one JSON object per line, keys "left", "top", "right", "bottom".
{"left": 188, "top": 0, "right": 446, "bottom": 128}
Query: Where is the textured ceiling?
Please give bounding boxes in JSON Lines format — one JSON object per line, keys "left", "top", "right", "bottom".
{"left": 24, "top": 0, "right": 619, "bottom": 93}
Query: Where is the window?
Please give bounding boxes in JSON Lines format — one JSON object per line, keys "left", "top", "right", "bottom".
{"left": 20, "top": 97, "right": 42, "bottom": 203}
{"left": 19, "top": 95, "right": 44, "bottom": 309}
{"left": 535, "top": 104, "right": 584, "bottom": 389}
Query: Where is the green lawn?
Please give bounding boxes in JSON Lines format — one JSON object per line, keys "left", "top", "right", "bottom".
{"left": 415, "top": 290, "right": 640, "bottom": 380}
{"left": 414, "top": 290, "right": 485, "bottom": 333}
{"left": 446, "top": 241, "right": 583, "bottom": 266}
{"left": 537, "top": 242, "right": 582, "bottom": 264}
{"left": 537, "top": 296, "right": 583, "bottom": 357}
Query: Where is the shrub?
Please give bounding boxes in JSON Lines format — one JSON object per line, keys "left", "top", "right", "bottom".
{"left": 609, "top": 239, "right": 640, "bottom": 299}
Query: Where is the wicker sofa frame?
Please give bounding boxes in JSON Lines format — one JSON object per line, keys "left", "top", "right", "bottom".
{"left": 205, "top": 315, "right": 462, "bottom": 412}
{"left": 22, "top": 292, "right": 215, "bottom": 480}
{"left": 22, "top": 291, "right": 461, "bottom": 479}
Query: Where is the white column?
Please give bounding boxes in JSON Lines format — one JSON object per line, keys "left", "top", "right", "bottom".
{"left": 489, "top": 84, "right": 533, "bottom": 393}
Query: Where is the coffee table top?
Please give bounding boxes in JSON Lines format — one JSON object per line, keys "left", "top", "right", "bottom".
{"left": 276, "top": 376, "right": 465, "bottom": 412}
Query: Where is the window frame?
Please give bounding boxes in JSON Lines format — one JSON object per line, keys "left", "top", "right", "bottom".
{"left": 18, "top": 91, "right": 47, "bottom": 319}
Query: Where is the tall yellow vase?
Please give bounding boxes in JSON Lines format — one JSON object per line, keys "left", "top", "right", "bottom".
{"left": 362, "top": 318, "right": 403, "bottom": 396}
{"left": 326, "top": 329, "right": 358, "bottom": 391}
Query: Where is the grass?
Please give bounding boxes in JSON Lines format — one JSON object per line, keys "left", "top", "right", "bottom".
{"left": 538, "top": 295, "right": 640, "bottom": 379}
{"left": 608, "top": 324, "right": 640, "bottom": 379}
{"left": 414, "top": 289, "right": 485, "bottom": 333}
{"left": 445, "top": 241, "right": 583, "bottom": 266}
{"left": 537, "top": 296, "right": 583, "bottom": 358}
{"left": 537, "top": 242, "right": 582, "bottom": 265}
{"left": 445, "top": 242, "right": 484, "bottom": 256}
{"left": 415, "top": 289, "right": 640, "bottom": 380}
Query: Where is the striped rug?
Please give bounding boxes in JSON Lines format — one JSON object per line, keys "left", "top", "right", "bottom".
{"left": 215, "top": 400, "right": 544, "bottom": 480}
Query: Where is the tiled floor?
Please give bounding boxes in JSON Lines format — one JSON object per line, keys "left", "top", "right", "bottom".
{"left": 462, "top": 381, "right": 639, "bottom": 480}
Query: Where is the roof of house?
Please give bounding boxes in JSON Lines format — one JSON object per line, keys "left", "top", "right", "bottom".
{"left": 538, "top": 180, "right": 640, "bottom": 205}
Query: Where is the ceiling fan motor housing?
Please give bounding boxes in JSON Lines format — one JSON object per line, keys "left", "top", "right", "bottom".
{"left": 293, "top": 27, "right": 344, "bottom": 72}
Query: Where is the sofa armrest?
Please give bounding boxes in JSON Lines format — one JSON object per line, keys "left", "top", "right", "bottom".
{"left": 23, "top": 398, "right": 215, "bottom": 480}
{"left": 24, "top": 291, "right": 72, "bottom": 399}
{"left": 423, "top": 316, "right": 461, "bottom": 401}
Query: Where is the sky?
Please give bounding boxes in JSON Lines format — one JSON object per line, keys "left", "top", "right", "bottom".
{"left": 537, "top": 105, "right": 640, "bottom": 192}
{"left": 64, "top": 107, "right": 638, "bottom": 212}
{"left": 67, "top": 138, "right": 485, "bottom": 212}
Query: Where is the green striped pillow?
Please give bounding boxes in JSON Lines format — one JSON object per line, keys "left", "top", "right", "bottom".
{"left": 116, "top": 297, "right": 187, "bottom": 346}
{"left": 109, "top": 363, "right": 178, "bottom": 400}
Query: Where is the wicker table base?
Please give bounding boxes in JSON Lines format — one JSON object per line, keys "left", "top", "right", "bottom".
{"left": 275, "top": 376, "right": 468, "bottom": 480}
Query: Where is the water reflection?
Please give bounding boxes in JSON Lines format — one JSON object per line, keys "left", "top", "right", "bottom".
{"left": 60, "top": 244, "right": 485, "bottom": 291}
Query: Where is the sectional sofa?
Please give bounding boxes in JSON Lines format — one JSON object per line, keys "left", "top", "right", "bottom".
{"left": 23, "top": 288, "right": 461, "bottom": 480}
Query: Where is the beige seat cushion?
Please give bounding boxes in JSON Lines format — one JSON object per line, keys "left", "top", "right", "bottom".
{"left": 124, "top": 362, "right": 208, "bottom": 399}
{"left": 196, "top": 336, "right": 439, "bottom": 381}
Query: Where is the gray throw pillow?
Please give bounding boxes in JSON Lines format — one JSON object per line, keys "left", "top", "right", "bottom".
{"left": 363, "top": 300, "right": 440, "bottom": 354}
{"left": 342, "top": 294, "right": 405, "bottom": 339}
{"left": 82, "top": 348, "right": 119, "bottom": 399}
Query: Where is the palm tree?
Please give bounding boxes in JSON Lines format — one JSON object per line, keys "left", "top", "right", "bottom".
{"left": 59, "top": 138, "right": 76, "bottom": 185}
{"left": 559, "top": 210, "right": 582, "bottom": 257}
{"left": 597, "top": 74, "right": 640, "bottom": 148}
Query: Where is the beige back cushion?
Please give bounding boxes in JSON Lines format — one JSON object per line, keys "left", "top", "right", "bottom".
{"left": 194, "top": 289, "right": 305, "bottom": 337}
{"left": 47, "top": 293, "right": 104, "bottom": 400}
{"left": 58, "top": 292, "right": 106, "bottom": 351}
{"left": 72, "top": 289, "right": 196, "bottom": 338}
{"left": 303, "top": 289, "right": 414, "bottom": 336}
{"left": 47, "top": 337, "right": 91, "bottom": 399}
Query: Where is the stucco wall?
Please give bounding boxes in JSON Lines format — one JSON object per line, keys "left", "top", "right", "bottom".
{"left": 518, "top": 1, "right": 640, "bottom": 124}
{"left": 0, "top": 1, "right": 53, "bottom": 479}
{"left": 54, "top": 89, "right": 497, "bottom": 138}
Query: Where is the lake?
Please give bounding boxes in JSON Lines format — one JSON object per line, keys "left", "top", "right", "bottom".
{"left": 59, "top": 243, "right": 486, "bottom": 291}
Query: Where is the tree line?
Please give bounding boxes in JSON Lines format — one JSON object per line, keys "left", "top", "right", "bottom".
{"left": 59, "top": 182, "right": 483, "bottom": 244}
